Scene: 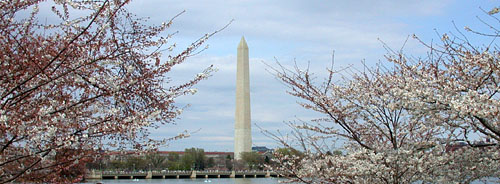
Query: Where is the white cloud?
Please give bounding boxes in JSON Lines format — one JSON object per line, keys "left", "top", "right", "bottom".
{"left": 121, "top": 0, "right": 496, "bottom": 152}
{"left": 198, "top": 136, "right": 234, "bottom": 141}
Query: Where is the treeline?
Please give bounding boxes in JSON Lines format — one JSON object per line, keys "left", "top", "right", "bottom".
{"left": 86, "top": 147, "right": 276, "bottom": 171}
{"left": 87, "top": 148, "right": 219, "bottom": 171}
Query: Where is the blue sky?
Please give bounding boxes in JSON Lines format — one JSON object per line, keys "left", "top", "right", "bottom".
{"left": 123, "top": 0, "right": 498, "bottom": 151}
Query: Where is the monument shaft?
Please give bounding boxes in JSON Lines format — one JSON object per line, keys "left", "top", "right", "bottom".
{"left": 234, "top": 37, "right": 251, "bottom": 160}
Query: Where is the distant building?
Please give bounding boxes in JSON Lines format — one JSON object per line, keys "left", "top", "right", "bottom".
{"left": 252, "top": 146, "right": 271, "bottom": 153}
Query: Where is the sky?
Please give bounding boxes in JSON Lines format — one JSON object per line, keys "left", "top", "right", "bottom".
{"left": 121, "top": 0, "right": 498, "bottom": 152}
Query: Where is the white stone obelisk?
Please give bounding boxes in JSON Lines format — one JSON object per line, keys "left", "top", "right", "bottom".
{"left": 234, "top": 36, "right": 252, "bottom": 160}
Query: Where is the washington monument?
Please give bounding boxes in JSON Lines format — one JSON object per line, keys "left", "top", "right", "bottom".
{"left": 234, "top": 37, "right": 252, "bottom": 160}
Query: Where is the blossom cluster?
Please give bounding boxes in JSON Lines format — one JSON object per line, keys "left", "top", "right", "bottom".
{"left": 0, "top": 0, "right": 215, "bottom": 182}
{"left": 268, "top": 11, "right": 500, "bottom": 183}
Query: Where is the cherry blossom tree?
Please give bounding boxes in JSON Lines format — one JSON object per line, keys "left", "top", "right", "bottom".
{"left": 267, "top": 9, "right": 500, "bottom": 184}
{"left": 0, "top": 0, "right": 223, "bottom": 182}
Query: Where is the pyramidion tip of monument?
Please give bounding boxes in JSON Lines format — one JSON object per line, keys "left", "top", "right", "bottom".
{"left": 238, "top": 36, "right": 248, "bottom": 49}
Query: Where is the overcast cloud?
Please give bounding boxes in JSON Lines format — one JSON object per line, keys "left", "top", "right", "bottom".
{"left": 121, "top": 0, "right": 498, "bottom": 151}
